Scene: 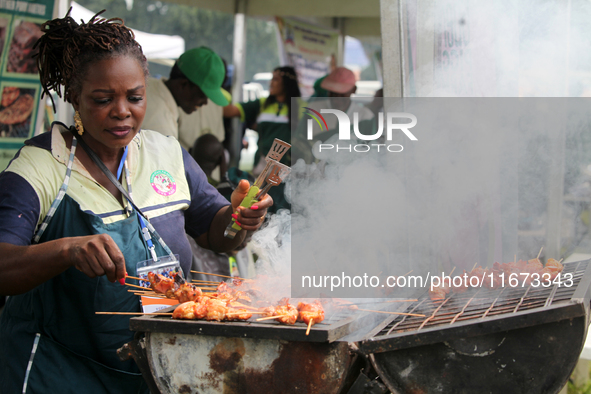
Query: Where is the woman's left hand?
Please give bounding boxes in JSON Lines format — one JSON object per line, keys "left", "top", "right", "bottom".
{"left": 230, "top": 179, "right": 273, "bottom": 231}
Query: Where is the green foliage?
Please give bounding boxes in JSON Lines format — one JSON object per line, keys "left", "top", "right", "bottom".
{"left": 567, "top": 362, "right": 591, "bottom": 394}
{"left": 75, "top": 0, "right": 279, "bottom": 80}
{"left": 568, "top": 379, "right": 591, "bottom": 394}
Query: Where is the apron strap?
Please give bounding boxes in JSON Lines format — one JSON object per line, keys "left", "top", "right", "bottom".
{"left": 74, "top": 129, "right": 176, "bottom": 260}
{"left": 33, "top": 137, "right": 78, "bottom": 244}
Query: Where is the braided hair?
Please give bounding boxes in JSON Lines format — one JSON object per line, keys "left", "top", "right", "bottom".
{"left": 35, "top": 8, "right": 148, "bottom": 111}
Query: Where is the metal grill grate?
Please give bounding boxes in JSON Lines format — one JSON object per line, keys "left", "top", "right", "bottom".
{"left": 130, "top": 302, "right": 360, "bottom": 343}
{"left": 358, "top": 260, "right": 591, "bottom": 355}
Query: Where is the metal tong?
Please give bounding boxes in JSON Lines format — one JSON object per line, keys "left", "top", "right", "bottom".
{"left": 224, "top": 139, "right": 291, "bottom": 239}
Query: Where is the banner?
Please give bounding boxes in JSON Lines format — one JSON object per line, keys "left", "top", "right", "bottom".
{"left": 276, "top": 17, "right": 339, "bottom": 98}
{"left": 0, "top": 0, "right": 53, "bottom": 170}
{"left": 432, "top": 2, "right": 498, "bottom": 96}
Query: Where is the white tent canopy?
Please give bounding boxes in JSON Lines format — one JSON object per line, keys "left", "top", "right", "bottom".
{"left": 70, "top": 2, "right": 185, "bottom": 59}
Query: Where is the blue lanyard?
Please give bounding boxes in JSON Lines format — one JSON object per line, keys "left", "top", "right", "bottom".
{"left": 117, "top": 147, "right": 158, "bottom": 261}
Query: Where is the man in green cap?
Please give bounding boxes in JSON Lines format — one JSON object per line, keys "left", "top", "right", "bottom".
{"left": 143, "top": 46, "right": 229, "bottom": 149}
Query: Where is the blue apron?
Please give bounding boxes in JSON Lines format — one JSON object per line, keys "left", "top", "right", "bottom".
{"left": 0, "top": 142, "right": 166, "bottom": 393}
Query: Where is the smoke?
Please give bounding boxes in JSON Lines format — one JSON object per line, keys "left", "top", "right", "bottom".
{"left": 245, "top": 209, "right": 292, "bottom": 303}
{"left": 407, "top": 0, "right": 591, "bottom": 98}
{"left": 241, "top": 0, "right": 591, "bottom": 341}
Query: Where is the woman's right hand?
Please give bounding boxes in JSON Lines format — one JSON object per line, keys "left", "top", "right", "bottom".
{"left": 0, "top": 235, "right": 127, "bottom": 295}
{"left": 66, "top": 234, "right": 127, "bottom": 283}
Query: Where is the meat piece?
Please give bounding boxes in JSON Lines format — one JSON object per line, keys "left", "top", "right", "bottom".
{"left": 262, "top": 306, "right": 276, "bottom": 317}
{"left": 545, "top": 258, "right": 564, "bottom": 273}
{"left": 489, "top": 271, "right": 504, "bottom": 289}
{"left": 215, "top": 280, "right": 252, "bottom": 303}
{"left": 196, "top": 294, "right": 214, "bottom": 304}
{"left": 148, "top": 272, "right": 175, "bottom": 295}
{"left": 173, "top": 283, "right": 203, "bottom": 303}
{"left": 216, "top": 292, "right": 237, "bottom": 302}
{"left": 226, "top": 308, "right": 252, "bottom": 321}
{"left": 470, "top": 266, "right": 486, "bottom": 280}
{"left": 429, "top": 287, "right": 448, "bottom": 300}
{"left": 452, "top": 270, "right": 469, "bottom": 293}
{"left": 216, "top": 282, "right": 231, "bottom": 294}
{"left": 510, "top": 260, "right": 528, "bottom": 273}
{"left": 172, "top": 301, "right": 198, "bottom": 320}
{"left": 297, "top": 301, "right": 325, "bottom": 324}
{"left": 233, "top": 291, "right": 252, "bottom": 303}
{"left": 527, "top": 258, "right": 543, "bottom": 271}
{"left": 274, "top": 304, "right": 298, "bottom": 325}
{"left": 264, "top": 299, "right": 298, "bottom": 324}
{"left": 205, "top": 299, "right": 228, "bottom": 321}
{"left": 539, "top": 267, "right": 558, "bottom": 281}
{"left": 193, "top": 302, "right": 208, "bottom": 319}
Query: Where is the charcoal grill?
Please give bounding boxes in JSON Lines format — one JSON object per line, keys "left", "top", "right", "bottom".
{"left": 127, "top": 305, "right": 359, "bottom": 393}
{"left": 356, "top": 259, "right": 591, "bottom": 394}
{"left": 124, "top": 260, "right": 591, "bottom": 394}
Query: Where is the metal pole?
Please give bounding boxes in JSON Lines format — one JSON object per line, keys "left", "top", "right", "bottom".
{"left": 545, "top": 104, "right": 566, "bottom": 260}
{"left": 379, "top": 0, "right": 403, "bottom": 97}
{"left": 415, "top": 0, "right": 435, "bottom": 97}
{"left": 230, "top": 0, "right": 247, "bottom": 167}
{"left": 334, "top": 17, "right": 344, "bottom": 67}
{"left": 275, "top": 18, "right": 288, "bottom": 66}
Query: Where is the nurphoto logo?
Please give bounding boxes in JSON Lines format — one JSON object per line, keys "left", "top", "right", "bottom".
{"left": 304, "top": 107, "right": 418, "bottom": 153}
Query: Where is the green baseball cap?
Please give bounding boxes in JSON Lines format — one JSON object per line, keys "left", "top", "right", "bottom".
{"left": 177, "top": 47, "right": 229, "bottom": 106}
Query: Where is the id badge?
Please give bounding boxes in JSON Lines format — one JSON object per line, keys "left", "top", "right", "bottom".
{"left": 136, "top": 254, "right": 181, "bottom": 312}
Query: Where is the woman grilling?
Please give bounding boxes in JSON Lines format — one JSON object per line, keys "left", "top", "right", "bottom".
{"left": 0, "top": 10, "right": 271, "bottom": 393}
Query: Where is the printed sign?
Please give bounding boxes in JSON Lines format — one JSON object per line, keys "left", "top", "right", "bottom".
{"left": 276, "top": 17, "right": 339, "bottom": 98}
{"left": 0, "top": 0, "right": 53, "bottom": 170}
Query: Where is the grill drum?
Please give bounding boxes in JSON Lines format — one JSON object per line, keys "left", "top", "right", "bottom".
{"left": 127, "top": 260, "right": 591, "bottom": 393}
{"left": 358, "top": 260, "right": 591, "bottom": 393}
{"left": 144, "top": 332, "right": 352, "bottom": 394}
{"left": 129, "top": 302, "right": 359, "bottom": 393}
{"left": 371, "top": 317, "right": 587, "bottom": 394}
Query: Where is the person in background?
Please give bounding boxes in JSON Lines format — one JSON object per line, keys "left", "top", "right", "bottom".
{"left": 177, "top": 54, "right": 232, "bottom": 182}
{"left": 189, "top": 134, "right": 255, "bottom": 282}
{"left": 192, "top": 134, "right": 227, "bottom": 186}
{"left": 0, "top": 11, "right": 271, "bottom": 393}
{"left": 366, "top": 87, "right": 384, "bottom": 118}
{"left": 224, "top": 66, "right": 304, "bottom": 213}
{"left": 304, "top": 66, "right": 375, "bottom": 143}
{"left": 142, "top": 46, "right": 229, "bottom": 149}
{"left": 310, "top": 74, "right": 328, "bottom": 98}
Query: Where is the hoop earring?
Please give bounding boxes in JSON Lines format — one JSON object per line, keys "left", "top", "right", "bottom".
{"left": 74, "top": 111, "right": 84, "bottom": 136}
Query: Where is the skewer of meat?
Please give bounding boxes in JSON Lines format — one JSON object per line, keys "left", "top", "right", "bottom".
{"left": 172, "top": 298, "right": 257, "bottom": 321}
{"left": 297, "top": 301, "right": 325, "bottom": 325}
{"left": 428, "top": 266, "right": 457, "bottom": 300}
{"left": 204, "top": 298, "right": 228, "bottom": 321}
{"left": 215, "top": 281, "right": 254, "bottom": 302}
{"left": 256, "top": 314, "right": 290, "bottom": 321}
{"left": 173, "top": 281, "right": 203, "bottom": 303}
{"left": 429, "top": 282, "right": 450, "bottom": 300}
{"left": 225, "top": 308, "right": 254, "bottom": 321}
{"left": 260, "top": 298, "right": 299, "bottom": 325}
{"left": 147, "top": 271, "right": 177, "bottom": 296}
{"left": 429, "top": 254, "right": 565, "bottom": 300}
{"left": 144, "top": 272, "right": 204, "bottom": 302}
{"left": 297, "top": 301, "right": 325, "bottom": 335}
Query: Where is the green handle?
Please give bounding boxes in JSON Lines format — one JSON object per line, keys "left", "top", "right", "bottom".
{"left": 228, "top": 185, "right": 260, "bottom": 232}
